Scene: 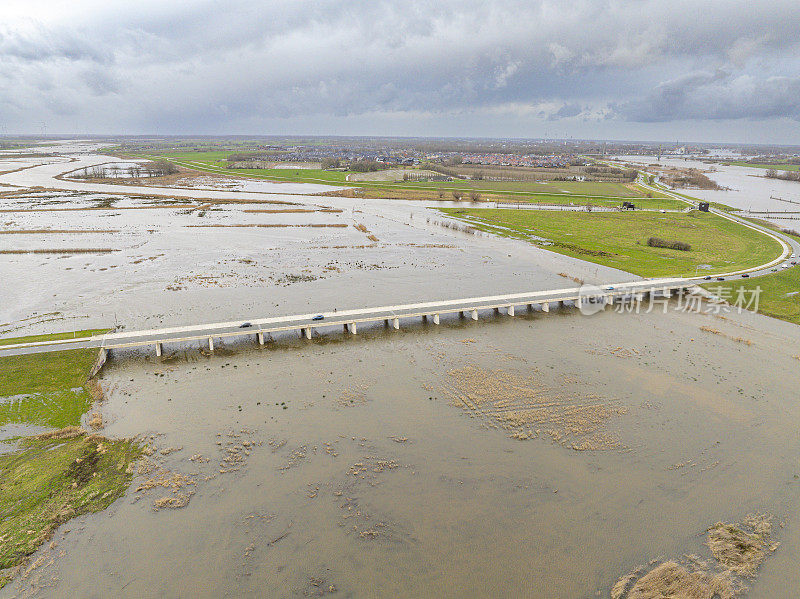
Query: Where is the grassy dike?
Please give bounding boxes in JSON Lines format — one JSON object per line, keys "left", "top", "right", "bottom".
{"left": 702, "top": 267, "right": 800, "bottom": 326}
{"left": 0, "top": 331, "right": 141, "bottom": 587}
{"left": 439, "top": 208, "right": 783, "bottom": 278}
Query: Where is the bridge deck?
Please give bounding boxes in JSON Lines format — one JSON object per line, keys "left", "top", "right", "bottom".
{"left": 0, "top": 278, "right": 690, "bottom": 356}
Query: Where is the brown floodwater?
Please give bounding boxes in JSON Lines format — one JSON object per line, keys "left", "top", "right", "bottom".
{"left": 3, "top": 143, "right": 800, "bottom": 598}
{"left": 4, "top": 303, "right": 800, "bottom": 598}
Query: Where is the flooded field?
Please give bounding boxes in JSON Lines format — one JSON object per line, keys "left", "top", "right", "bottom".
{"left": 3, "top": 305, "right": 800, "bottom": 598}
{"left": 2, "top": 143, "right": 800, "bottom": 598}
{"left": 0, "top": 146, "right": 629, "bottom": 334}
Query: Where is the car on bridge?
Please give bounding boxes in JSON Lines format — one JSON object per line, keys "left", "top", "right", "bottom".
{"left": 312, "top": 315, "right": 325, "bottom": 321}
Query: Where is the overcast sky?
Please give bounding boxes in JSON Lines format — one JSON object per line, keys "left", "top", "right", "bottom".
{"left": 1, "top": 0, "right": 799, "bottom": 144}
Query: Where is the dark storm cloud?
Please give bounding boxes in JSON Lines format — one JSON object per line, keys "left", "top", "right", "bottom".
{"left": 1, "top": 0, "right": 800, "bottom": 139}
{"left": 617, "top": 71, "right": 800, "bottom": 122}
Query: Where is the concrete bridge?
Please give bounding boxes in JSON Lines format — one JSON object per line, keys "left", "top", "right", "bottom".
{"left": 1, "top": 278, "right": 693, "bottom": 358}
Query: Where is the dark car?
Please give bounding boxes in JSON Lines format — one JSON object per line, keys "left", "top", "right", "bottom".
{"left": 312, "top": 315, "right": 324, "bottom": 321}
{"left": 239, "top": 322, "right": 252, "bottom": 328}
{"left": 741, "top": 273, "right": 750, "bottom": 278}
{"left": 703, "top": 276, "right": 712, "bottom": 280}
{"left": 792, "top": 261, "right": 797, "bottom": 265}
{"left": 716, "top": 277, "right": 725, "bottom": 281}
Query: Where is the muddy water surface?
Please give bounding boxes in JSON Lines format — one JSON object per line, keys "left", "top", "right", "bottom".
{"left": 5, "top": 305, "right": 800, "bottom": 598}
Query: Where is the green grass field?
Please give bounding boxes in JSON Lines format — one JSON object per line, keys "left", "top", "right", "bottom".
{"left": 0, "top": 331, "right": 107, "bottom": 429}
{"left": 701, "top": 267, "right": 800, "bottom": 326}
{"left": 441, "top": 208, "right": 782, "bottom": 278}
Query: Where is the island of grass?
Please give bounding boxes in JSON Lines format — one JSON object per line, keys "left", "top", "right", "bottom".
{"left": 0, "top": 429, "right": 141, "bottom": 587}
{"left": 725, "top": 161, "right": 800, "bottom": 172}
{"left": 0, "top": 330, "right": 141, "bottom": 588}
{"left": 439, "top": 208, "right": 783, "bottom": 278}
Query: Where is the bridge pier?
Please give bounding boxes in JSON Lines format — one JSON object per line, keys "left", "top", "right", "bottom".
{"left": 208, "top": 337, "right": 214, "bottom": 352}
{"left": 155, "top": 342, "right": 162, "bottom": 357}
{"left": 433, "top": 313, "right": 440, "bottom": 324}
{"left": 303, "top": 327, "right": 312, "bottom": 339}
{"left": 257, "top": 332, "right": 264, "bottom": 345}
{"left": 348, "top": 322, "right": 357, "bottom": 334}
{"left": 392, "top": 318, "right": 400, "bottom": 330}
{"left": 507, "top": 305, "right": 515, "bottom": 316}
{"left": 470, "top": 309, "right": 478, "bottom": 321}
{"left": 542, "top": 303, "right": 550, "bottom": 313}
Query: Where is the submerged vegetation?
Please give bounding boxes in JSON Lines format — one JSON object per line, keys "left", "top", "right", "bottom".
{"left": 612, "top": 514, "right": 777, "bottom": 599}
{"left": 0, "top": 330, "right": 140, "bottom": 588}
{"left": 0, "top": 429, "right": 141, "bottom": 586}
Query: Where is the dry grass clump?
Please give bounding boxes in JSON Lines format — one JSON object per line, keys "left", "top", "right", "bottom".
{"left": 366, "top": 234, "right": 379, "bottom": 242}
{"left": 354, "top": 223, "right": 369, "bottom": 233}
{"left": 35, "top": 426, "right": 84, "bottom": 440}
{"left": 0, "top": 229, "right": 119, "bottom": 234}
{"left": 0, "top": 205, "right": 192, "bottom": 213}
{"left": 699, "top": 326, "right": 753, "bottom": 346}
{"left": 441, "top": 365, "right": 627, "bottom": 449}
{"left": 135, "top": 463, "right": 196, "bottom": 510}
{"left": 88, "top": 412, "right": 103, "bottom": 430}
{"left": 557, "top": 272, "right": 584, "bottom": 284}
{"left": 612, "top": 514, "right": 777, "bottom": 598}
{"left": 621, "top": 561, "right": 734, "bottom": 599}
{"left": 707, "top": 514, "right": 774, "bottom": 577}
{"left": 241, "top": 208, "right": 343, "bottom": 213}
{"left": 186, "top": 223, "right": 347, "bottom": 228}
{"left": 0, "top": 248, "right": 117, "bottom": 254}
